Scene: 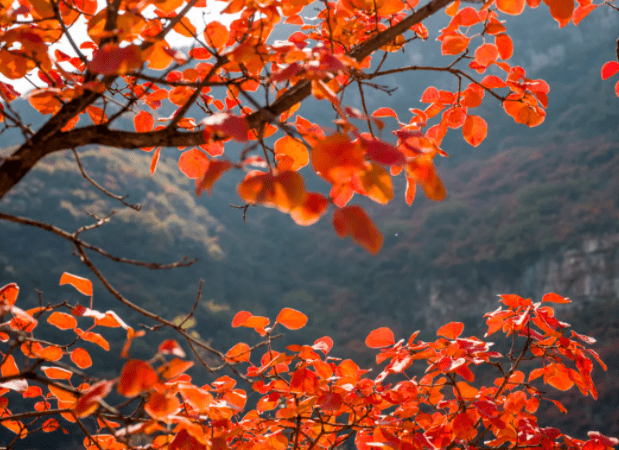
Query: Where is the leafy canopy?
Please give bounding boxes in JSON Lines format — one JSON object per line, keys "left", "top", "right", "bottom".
{"left": 0, "top": 279, "right": 617, "bottom": 450}
{"left": 0, "top": 0, "right": 616, "bottom": 253}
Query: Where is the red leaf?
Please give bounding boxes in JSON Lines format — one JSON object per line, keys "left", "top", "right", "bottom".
{"left": 362, "top": 138, "right": 406, "bottom": 166}
{"left": 275, "top": 308, "right": 308, "bottom": 330}
{"left": 453, "top": 412, "right": 477, "bottom": 439}
{"left": 365, "top": 327, "right": 395, "bottom": 348}
{"left": 89, "top": 44, "right": 143, "bottom": 75}
{"left": 601, "top": 61, "right": 619, "bottom": 80}
{"left": 0, "top": 283, "right": 19, "bottom": 307}
{"left": 59, "top": 273, "right": 93, "bottom": 296}
{"left": 158, "top": 339, "right": 186, "bottom": 358}
{"left": 437, "top": 322, "right": 464, "bottom": 339}
{"left": 179, "top": 148, "right": 210, "bottom": 179}
{"left": 543, "top": 0, "right": 574, "bottom": 27}
{"left": 332, "top": 206, "right": 383, "bottom": 254}
{"left": 202, "top": 113, "right": 249, "bottom": 142}
{"left": 47, "top": 312, "right": 77, "bottom": 330}
{"left": 117, "top": 360, "right": 159, "bottom": 397}
{"left": 542, "top": 292, "right": 571, "bottom": 304}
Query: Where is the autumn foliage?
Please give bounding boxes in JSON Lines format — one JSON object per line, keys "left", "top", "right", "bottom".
{"left": 1, "top": 278, "right": 617, "bottom": 450}
{"left": 0, "top": 0, "right": 617, "bottom": 254}
{"left": 0, "top": 0, "right": 618, "bottom": 446}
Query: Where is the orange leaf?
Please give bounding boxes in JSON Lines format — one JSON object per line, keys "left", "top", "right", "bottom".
{"left": 421, "top": 86, "right": 440, "bottom": 103}
{"left": 74, "top": 380, "right": 113, "bottom": 418}
{"left": 27, "top": 89, "right": 63, "bottom": 115}
{"left": 462, "top": 115, "right": 488, "bottom": 147}
{"left": 89, "top": 44, "right": 142, "bottom": 75}
{"left": 441, "top": 34, "right": 470, "bottom": 55}
{"left": 275, "top": 308, "right": 308, "bottom": 330}
{"left": 231, "top": 311, "right": 252, "bottom": 327}
{"left": 117, "top": 360, "right": 158, "bottom": 397}
{"left": 47, "top": 312, "right": 77, "bottom": 330}
{"left": 496, "top": 0, "right": 525, "bottom": 14}
{"left": 503, "top": 95, "right": 546, "bottom": 127}
{"left": 1, "top": 355, "right": 19, "bottom": 377}
{"left": 354, "top": 163, "right": 394, "bottom": 204}
{"left": 59, "top": 273, "right": 93, "bottom": 296}
{"left": 134, "top": 110, "right": 154, "bottom": 132}
{"left": 71, "top": 348, "right": 92, "bottom": 369}
{"left": 311, "top": 133, "right": 366, "bottom": 184}
{"left": 365, "top": 327, "right": 395, "bottom": 348}
{"left": 145, "top": 391, "right": 181, "bottom": 420}
{"left": 495, "top": 33, "right": 514, "bottom": 60}
{"left": 78, "top": 331, "right": 110, "bottom": 351}
{"left": 225, "top": 342, "right": 251, "bottom": 363}
{"left": 237, "top": 171, "right": 306, "bottom": 212}
{"left": 332, "top": 206, "right": 383, "bottom": 254}
{"left": 475, "top": 43, "right": 499, "bottom": 66}
{"left": 204, "top": 21, "right": 229, "bottom": 50}
{"left": 437, "top": 322, "right": 464, "bottom": 339}
{"left": 195, "top": 160, "right": 234, "bottom": 196}
{"left": 150, "top": 147, "right": 161, "bottom": 175}
{"left": 36, "top": 346, "right": 63, "bottom": 361}
{"left": 0, "top": 283, "right": 19, "bottom": 307}
{"left": 601, "top": 61, "right": 619, "bottom": 80}
{"left": 405, "top": 177, "right": 416, "bottom": 206}
{"left": 159, "top": 358, "right": 194, "bottom": 380}
{"left": 230, "top": 311, "right": 269, "bottom": 335}
{"left": 274, "top": 136, "right": 309, "bottom": 171}
{"left": 405, "top": 157, "right": 446, "bottom": 201}
{"left": 41, "top": 366, "right": 73, "bottom": 380}
{"left": 290, "top": 192, "right": 329, "bottom": 226}
{"left": 42, "top": 418, "right": 59, "bottom": 432}
{"left": 573, "top": 3, "right": 596, "bottom": 24}
{"left": 372, "top": 107, "right": 398, "bottom": 120}
{"left": 173, "top": 16, "right": 196, "bottom": 37}
{"left": 179, "top": 148, "right": 210, "bottom": 179}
